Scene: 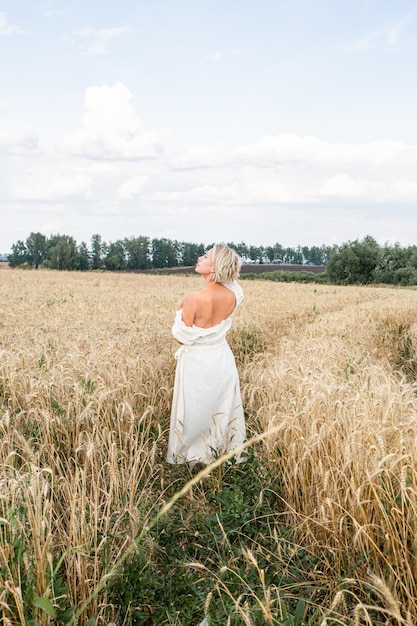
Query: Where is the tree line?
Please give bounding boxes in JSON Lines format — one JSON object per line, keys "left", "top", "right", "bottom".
{"left": 6, "top": 232, "right": 330, "bottom": 271}
{"left": 7, "top": 232, "right": 417, "bottom": 287}
{"left": 326, "top": 235, "right": 417, "bottom": 286}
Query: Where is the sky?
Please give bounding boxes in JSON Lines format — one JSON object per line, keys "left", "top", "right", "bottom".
{"left": 1, "top": 0, "right": 417, "bottom": 254}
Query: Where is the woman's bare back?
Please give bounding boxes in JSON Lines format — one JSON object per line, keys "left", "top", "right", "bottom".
{"left": 180, "top": 283, "right": 236, "bottom": 328}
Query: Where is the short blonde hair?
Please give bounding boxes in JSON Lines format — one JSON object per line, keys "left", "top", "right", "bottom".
{"left": 211, "top": 244, "right": 242, "bottom": 284}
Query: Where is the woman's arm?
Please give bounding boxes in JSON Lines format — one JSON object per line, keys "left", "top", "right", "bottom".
{"left": 181, "top": 294, "right": 198, "bottom": 327}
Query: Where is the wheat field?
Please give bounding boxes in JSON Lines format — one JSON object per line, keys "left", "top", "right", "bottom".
{"left": 1, "top": 268, "right": 417, "bottom": 625}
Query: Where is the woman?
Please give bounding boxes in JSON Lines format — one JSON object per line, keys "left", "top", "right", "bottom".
{"left": 166, "top": 244, "right": 246, "bottom": 466}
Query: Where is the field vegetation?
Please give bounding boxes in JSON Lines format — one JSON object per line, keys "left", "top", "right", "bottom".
{"left": 1, "top": 268, "right": 417, "bottom": 625}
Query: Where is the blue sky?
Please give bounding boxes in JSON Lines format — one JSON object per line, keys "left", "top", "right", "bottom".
{"left": 1, "top": 0, "right": 417, "bottom": 253}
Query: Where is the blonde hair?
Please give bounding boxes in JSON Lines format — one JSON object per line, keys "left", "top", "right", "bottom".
{"left": 211, "top": 244, "right": 242, "bottom": 284}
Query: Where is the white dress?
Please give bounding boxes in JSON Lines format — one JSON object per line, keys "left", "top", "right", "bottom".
{"left": 166, "top": 281, "right": 246, "bottom": 465}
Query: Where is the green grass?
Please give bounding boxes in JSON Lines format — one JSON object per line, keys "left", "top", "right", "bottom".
{"left": 107, "top": 450, "right": 325, "bottom": 625}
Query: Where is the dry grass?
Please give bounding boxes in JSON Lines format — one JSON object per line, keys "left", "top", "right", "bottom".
{"left": 1, "top": 269, "right": 417, "bottom": 624}
{"left": 241, "top": 282, "right": 417, "bottom": 622}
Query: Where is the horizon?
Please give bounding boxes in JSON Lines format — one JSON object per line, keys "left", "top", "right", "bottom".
{"left": 2, "top": 230, "right": 416, "bottom": 259}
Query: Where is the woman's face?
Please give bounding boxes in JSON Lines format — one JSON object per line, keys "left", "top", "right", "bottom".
{"left": 195, "top": 248, "right": 214, "bottom": 275}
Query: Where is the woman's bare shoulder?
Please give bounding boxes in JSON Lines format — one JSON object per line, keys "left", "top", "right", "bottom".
{"left": 176, "top": 290, "right": 200, "bottom": 309}
{"left": 181, "top": 293, "right": 200, "bottom": 326}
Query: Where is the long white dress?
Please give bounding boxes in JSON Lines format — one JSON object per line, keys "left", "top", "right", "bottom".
{"left": 166, "top": 281, "right": 246, "bottom": 465}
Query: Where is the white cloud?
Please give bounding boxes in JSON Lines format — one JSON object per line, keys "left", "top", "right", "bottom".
{"left": 348, "top": 15, "right": 411, "bottom": 51}
{"left": 72, "top": 26, "right": 134, "bottom": 55}
{"left": 0, "top": 130, "right": 39, "bottom": 153}
{"left": 153, "top": 170, "right": 309, "bottom": 206}
{"left": 320, "top": 173, "right": 369, "bottom": 198}
{"left": 389, "top": 179, "right": 417, "bottom": 199}
{"left": 88, "top": 163, "right": 118, "bottom": 173}
{"left": 159, "top": 133, "right": 417, "bottom": 209}
{"left": 10, "top": 169, "right": 91, "bottom": 201}
{"left": 169, "top": 134, "right": 417, "bottom": 173}
{"left": 320, "top": 173, "right": 417, "bottom": 202}
{"left": 170, "top": 134, "right": 329, "bottom": 170}
{"left": 118, "top": 174, "right": 149, "bottom": 199}
{"left": 170, "top": 143, "right": 228, "bottom": 169}
{"left": 2, "top": 2, "right": 417, "bottom": 254}
{"left": 154, "top": 184, "right": 232, "bottom": 204}
{"left": 60, "top": 82, "right": 164, "bottom": 160}
{"left": 206, "top": 52, "right": 223, "bottom": 61}
{"left": 41, "top": 2, "right": 66, "bottom": 17}
{"left": 235, "top": 134, "right": 322, "bottom": 165}
{"left": 5, "top": 124, "right": 416, "bottom": 222}
{"left": 235, "top": 135, "right": 417, "bottom": 169}
{"left": 205, "top": 49, "right": 243, "bottom": 61}
{"left": 0, "top": 13, "right": 26, "bottom": 35}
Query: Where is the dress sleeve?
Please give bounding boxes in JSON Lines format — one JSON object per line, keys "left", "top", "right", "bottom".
{"left": 225, "top": 280, "right": 243, "bottom": 307}
{"left": 171, "top": 310, "right": 200, "bottom": 345}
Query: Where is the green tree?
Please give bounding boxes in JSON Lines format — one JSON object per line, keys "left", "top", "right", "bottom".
{"left": 48, "top": 235, "right": 78, "bottom": 270}
{"left": 282, "top": 247, "right": 299, "bottom": 264}
{"left": 77, "top": 241, "right": 90, "bottom": 271}
{"left": 293, "top": 246, "right": 304, "bottom": 264}
{"left": 354, "top": 235, "right": 381, "bottom": 282}
{"left": 264, "top": 242, "right": 284, "bottom": 263}
{"left": 409, "top": 246, "right": 417, "bottom": 269}
{"left": 373, "top": 243, "right": 411, "bottom": 284}
{"left": 321, "top": 245, "right": 332, "bottom": 265}
{"left": 26, "top": 232, "right": 47, "bottom": 268}
{"left": 265, "top": 245, "right": 274, "bottom": 263}
{"left": 180, "top": 241, "right": 205, "bottom": 267}
{"left": 90, "top": 234, "right": 106, "bottom": 270}
{"left": 326, "top": 236, "right": 381, "bottom": 284}
{"left": 302, "top": 245, "right": 328, "bottom": 265}
{"left": 393, "top": 266, "right": 417, "bottom": 286}
{"left": 104, "top": 240, "right": 126, "bottom": 271}
{"left": 151, "top": 238, "right": 179, "bottom": 268}
{"left": 248, "top": 245, "right": 265, "bottom": 263}
{"left": 124, "top": 236, "right": 151, "bottom": 270}
{"left": 326, "top": 244, "right": 359, "bottom": 284}
{"left": 233, "top": 241, "right": 249, "bottom": 261}
{"left": 8, "top": 240, "right": 28, "bottom": 267}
